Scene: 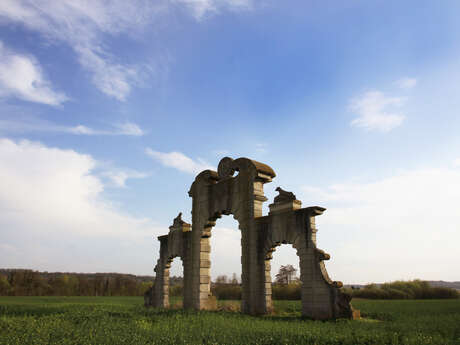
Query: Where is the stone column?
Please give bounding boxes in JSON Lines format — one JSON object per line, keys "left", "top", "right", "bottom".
{"left": 188, "top": 171, "right": 219, "bottom": 310}
{"left": 263, "top": 256, "right": 273, "bottom": 313}
{"left": 182, "top": 232, "right": 193, "bottom": 309}
{"left": 240, "top": 217, "right": 251, "bottom": 314}
{"left": 239, "top": 179, "right": 264, "bottom": 315}
{"left": 298, "top": 207, "right": 335, "bottom": 319}
{"left": 153, "top": 235, "right": 170, "bottom": 308}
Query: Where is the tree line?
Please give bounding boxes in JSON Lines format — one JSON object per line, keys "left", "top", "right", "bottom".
{"left": 0, "top": 269, "right": 152, "bottom": 296}
{"left": 344, "top": 280, "right": 459, "bottom": 299}
{"left": 2, "top": 268, "right": 456, "bottom": 300}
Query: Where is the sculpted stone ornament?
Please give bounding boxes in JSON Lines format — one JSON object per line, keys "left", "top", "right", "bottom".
{"left": 173, "top": 212, "right": 185, "bottom": 227}
{"left": 217, "top": 157, "right": 236, "bottom": 178}
{"left": 274, "top": 187, "right": 296, "bottom": 203}
{"left": 147, "top": 157, "right": 357, "bottom": 320}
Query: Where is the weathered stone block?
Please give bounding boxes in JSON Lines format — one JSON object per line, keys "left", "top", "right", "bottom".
{"left": 199, "top": 268, "right": 210, "bottom": 276}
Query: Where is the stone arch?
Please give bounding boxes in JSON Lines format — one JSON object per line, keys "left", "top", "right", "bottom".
{"left": 258, "top": 202, "right": 353, "bottom": 319}
{"left": 147, "top": 157, "right": 356, "bottom": 319}
{"left": 187, "top": 157, "right": 275, "bottom": 314}
{"left": 148, "top": 213, "right": 192, "bottom": 308}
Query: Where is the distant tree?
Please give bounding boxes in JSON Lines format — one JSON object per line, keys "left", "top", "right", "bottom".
{"left": 215, "top": 275, "right": 228, "bottom": 284}
{"left": 170, "top": 276, "right": 183, "bottom": 286}
{"left": 28, "top": 271, "right": 49, "bottom": 296}
{"left": 51, "top": 274, "right": 74, "bottom": 296}
{"left": 0, "top": 274, "right": 10, "bottom": 295}
{"left": 77, "top": 276, "right": 91, "bottom": 296}
{"left": 93, "top": 275, "right": 105, "bottom": 296}
{"left": 231, "top": 273, "right": 239, "bottom": 285}
{"left": 275, "top": 265, "right": 297, "bottom": 285}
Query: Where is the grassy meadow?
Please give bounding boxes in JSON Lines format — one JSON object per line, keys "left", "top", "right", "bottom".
{"left": 0, "top": 296, "right": 459, "bottom": 345}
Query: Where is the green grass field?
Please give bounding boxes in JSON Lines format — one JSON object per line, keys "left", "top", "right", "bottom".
{"left": 0, "top": 297, "right": 459, "bottom": 345}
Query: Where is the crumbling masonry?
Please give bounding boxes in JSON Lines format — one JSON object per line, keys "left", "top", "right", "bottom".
{"left": 145, "top": 157, "right": 355, "bottom": 319}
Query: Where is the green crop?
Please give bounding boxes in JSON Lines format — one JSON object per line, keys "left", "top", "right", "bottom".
{"left": 0, "top": 297, "right": 459, "bottom": 344}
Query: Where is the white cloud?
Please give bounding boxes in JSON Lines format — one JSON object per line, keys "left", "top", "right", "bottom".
{"left": 0, "top": 0, "right": 165, "bottom": 100}
{"left": 0, "top": 0, "right": 253, "bottom": 100}
{"left": 0, "top": 138, "right": 161, "bottom": 274}
{"left": 0, "top": 42, "right": 68, "bottom": 105}
{"left": 174, "top": 0, "right": 252, "bottom": 20}
{"left": 453, "top": 158, "right": 460, "bottom": 168}
{"left": 145, "top": 148, "right": 213, "bottom": 174}
{"left": 74, "top": 45, "right": 139, "bottom": 101}
{"left": 255, "top": 142, "right": 268, "bottom": 153}
{"left": 68, "top": 122, "right": 145, "bottom": 136}
{"left": 101, "top": 169, "right": 149, "bottom": 188}
{"left": 0, "top": 117, "right": 144, "bottom": 136}
{"left": 301, "top": 167, "right": 460, "bottom": 283}
{"left": 113, "top": 122, "right": 145, "bottom": 136}
{"left": 350, "top": 90, "right": 406, "bottom": 132}
{"left": 396, "top": 77, "right": 417, "bottom": 89}
{"left": 212, "top": 149, "right": 230, "bottom": 157}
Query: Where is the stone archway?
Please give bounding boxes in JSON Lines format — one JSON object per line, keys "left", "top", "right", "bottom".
{"left": 187, "top": 157, "right": 275, "bottom": 314}
{"left": 147, "top": 157, "right": 356, "bottom": 319}
{"left": 147, "top": 213, "right": 192, "bottom": 308}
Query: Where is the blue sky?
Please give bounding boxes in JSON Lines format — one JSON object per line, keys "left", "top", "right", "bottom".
{"left": 1, "top": 0, "right": 459, "bottom": 284}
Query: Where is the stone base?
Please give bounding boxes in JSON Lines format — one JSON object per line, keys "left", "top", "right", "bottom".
{"left": 202, "top": 295, "right": 217, "bottom": 310}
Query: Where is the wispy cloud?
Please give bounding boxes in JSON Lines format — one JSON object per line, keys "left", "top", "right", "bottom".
{"left": 74, "top": 45, "right": 141, "bottom": 101}
{"left": 212, "top": 149, "right": 230, "bottom": 157}
{"left": 0, "top": 42, "right": 68, "bottom": 105}
{"left": 350, "top": 90, "right": 406, "bottom": 132}
{"left": 68, "top": 122, "right": 145, "bottom": 136}
{"left": 0, "top": 117, "right": 145, "bottom": 136}
{"left": 255, "top": 142, "right": 268, "bottom": 154}
{"left": 113, "top": 122, "right": 145, "bottom": 136}
{"left": 396, "top": 77, "right": 417, "bottom": 89}
{"left": 145, "top": 148, "right": 213, "bottom": 174}
{"left": 101, "top": 169, "right": 149, "bottom": 188}
{"left": 0, "top": 0, "right": 165, "bottom": 101}
{"left": 0, "top": 0, "right": 253, "bottom": 101}
{"left": 174, "top": 0, "right": 252, "bottom": 20}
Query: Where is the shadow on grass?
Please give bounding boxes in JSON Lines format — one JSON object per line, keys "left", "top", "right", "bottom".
{"left": 143, "top": 306, "right": 365, "bottom": 324}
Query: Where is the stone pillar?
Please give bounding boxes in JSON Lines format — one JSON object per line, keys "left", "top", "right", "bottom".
{"left": 182, "top": 231, "right": 193, "bottom": 309}
{"left": 187, "top": 170, "right": 219, "bottom": 311}
{"left": 263, "top": 256, "right": 273, "bottom": 313}
{"left": 297, "top": 207, "right": 351, "bottom": 319}
{"left": 240, "top": 218, "right": 251, "bottom": 314}
{"left": 153, "top": 236, "right": 170, "bottom": 308}
{"left": 238, "top": 178, "right": 267, "bottom": 315}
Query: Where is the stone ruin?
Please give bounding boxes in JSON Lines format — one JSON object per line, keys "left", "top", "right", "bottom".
{"left": 145, "top": 157, "right": 356, "bottom": 319}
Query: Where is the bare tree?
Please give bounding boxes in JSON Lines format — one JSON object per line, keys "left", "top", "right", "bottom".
{"left": 275, "top": 265, "right": 297, "bottom": 285}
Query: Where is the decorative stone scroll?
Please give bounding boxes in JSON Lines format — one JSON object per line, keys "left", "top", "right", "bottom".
{"left": 146, "top": 157, "right": 356, "bottom": 319}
